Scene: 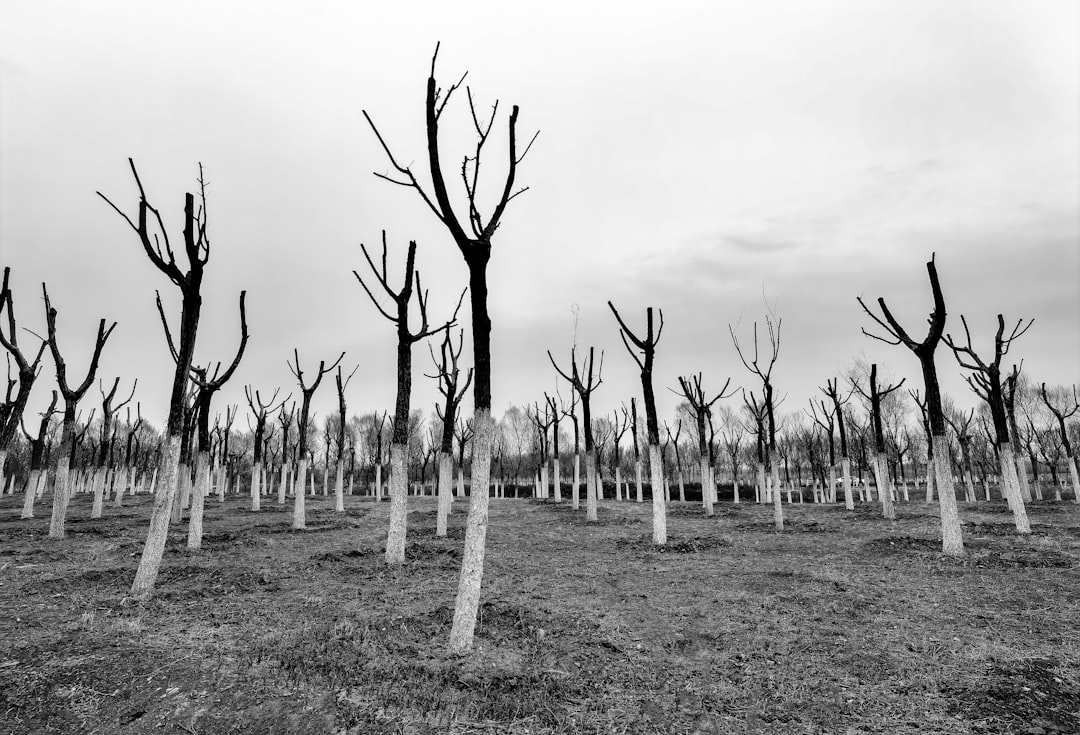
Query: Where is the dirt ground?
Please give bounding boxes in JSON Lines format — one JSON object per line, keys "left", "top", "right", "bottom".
{"left": 1, "top": 489, "right": 1078, "bottom": 734}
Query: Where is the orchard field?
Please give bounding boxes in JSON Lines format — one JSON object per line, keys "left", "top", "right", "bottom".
{"left": 2, "top": 490, "right": 1078, "bottom": 735}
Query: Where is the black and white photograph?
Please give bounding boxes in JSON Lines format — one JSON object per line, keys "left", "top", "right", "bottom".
{"left": 1, "top": 2, "right": 1077, "bottom": 733}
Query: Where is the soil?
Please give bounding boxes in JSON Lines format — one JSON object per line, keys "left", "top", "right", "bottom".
{"left": 2, "top": 490, "right": 1078, "bottom": 734}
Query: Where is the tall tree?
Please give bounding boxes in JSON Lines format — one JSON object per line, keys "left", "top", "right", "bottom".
{"left": 90, "top": 378, "right": 137, "bottom": 519}
{"left": 730, "top": 311, "right": 782, "bottom": 502}
{"left": 287, "top": 350, "right": 344, "bottom": 530}
{"left": 943, "top": 314, "right": 1033, "bottom": 534}
{"left": 354, "top": 233, "right": 460, "bottom": 563}
{"left": 99, "top": 159, "right": 218, "bottom": 599}
{"left": 857, "top": 255, "right": 964, "bottom": 555}
{"left": 364, "top": 44, "right": 538, "bottom": 652}
{"left": 42, "top": 284, "right": 116, "bottom": 538}
{"left": 608, "top": 303, "right": 667, "bottom": 543}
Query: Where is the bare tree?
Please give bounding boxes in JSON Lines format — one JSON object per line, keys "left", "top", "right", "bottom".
{"left": 1039, "top": 383, "right": 1080, "bottom": 502}
{"left": 807, "top": 397, "right": 837, "bottom": 504}
{"left": 944, "top": 402, "right": 978, "bottom": 503}
{"left": 858, "top": 254, "right": 963, "bottom": 553}
{"left": 90, "top": 378, "right": 137, "bottom": 519}
{"left": 287, "top": 349, "right": 344, "bottom": 530}
{"left": 608, "top": 302, "right": 667, "bottom": 543}
{"left": 277, "top": 402, "right": 296, "bottom": 505}
{"left": 526, "top": 400, "right": 555, "bottom": 500}
{"left": 245, "top": 386, "right": 289, "bottom": 511}
{"left": 0, "top": 268, "right": 48, "bottom": 495}
{"left": 943, "top": 314, "right": 1033, "bottom": 534}
{"left": 548, "top": 347, "right": 603, "bottom": 522}
{"left": 1002, "top": 366, "right": 1034, "bottom": 502}
{"left": 42, "top": 284, "right": 116, "bottom": 538}
{"left": 850, "top": 364, "right": 906, "bottom": 520}
{"left": 427, "top": 330, "right": 473, "bottom": 535}
{"left": 333, "top": 365, "right": 359, "bottom": 512}
{"left": 355, "top": 233, "right": 460, "bottom": 563}
{"left": 730, "top": 310, "right": 782, "bottom": 504}
{"left": 546, "top": 392, "right": 565, "bottom": 502}
{"left": 611, "top": 407, "right": 630, "bottom": 501}
{"left": 664, "top": 420, "right": 684, "bottom": 503}
{"left": 672, "top": 373, "right": 735, "bottom": 516}
{"left": 20, "top": 391, "right": 58, "bottom": 518}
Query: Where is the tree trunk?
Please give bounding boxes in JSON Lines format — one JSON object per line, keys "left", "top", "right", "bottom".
{"left": 771, "top": 473, "right": 784, "bottom": 530}
{"left": 449, "top": 409, "right": 493, "bottom": 654}
{"left": 187, "top": 451, "right": 210, "bottom": 550}
{"left": 436, "top": 452, "right": 452, "bottom": 537}
{"left": 585, "top": 452, "right": 598, "bottom": 522}
{"left": 700, "top": 457, "right": 712, "bottom": 516}
{"left": 277, "top": 464, "right": 288, "bottom": 505}
{"left": 553, "top": 459, "right": 562, "bottom": 502}
{"left": 572, "top": 453, "right": 580, "bottom": 510}
{"left": 385, "top": 443, "right": 408, "bottom": 563}
{"left": 292, "top": 458, "right": 308, "bottom": 530}
{"left": 827, "top": 466, "right": 836, "bottom": 506}
{"left": 540, "top": 461, "right": 549, "bottom": 501}
{"left": 90, "top": 467, "right": 107, "bottom": 519}
{"left": 998, "top": 443, "right": 1031, "bottom": 534}
{"left": 873, "top": 453, "right": 895, "bottom": 520}
{"left": 1016, "top": 453, "right": 1032, "bottom": 503}
{"left": 841, "top": 457, "right": 853, "bottom": 510}
{"left": 130, "top": 436, "right": 182, "bottom": 600}
{"left": 47, "top": 454, "right": 72, "bottom": 538}
{"left": 1069, "top": 456, "right": 1080, "bottom": 504}
{"left": 375, "top": 462, "right": 383, "bottom": 501}
{"left": 21, "top": 470, "right": 39, "bottom": 518}
{"left": 635, "top": 459, "right": 643, "bottom": 503}
{"left": 250, "top": 462, "right": 261, "bottom": 511}
{"left": 930, "top": 434, "right": 964, "bottom": 555}
{"left": 648, "top": 443, "right": 666, "bottom": 545}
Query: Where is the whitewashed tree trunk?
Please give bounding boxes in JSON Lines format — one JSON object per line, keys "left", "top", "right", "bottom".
{"left": 278, "top": 464, "right": 288, "bottom": 505}
{"left": 449, "top": 410, "right": 493, "bottom": 653}
{"left": 48, "top": 454, "right": 73, "bottom": 538}
{"left": 375, "top": 463, "right": 383, "bottom": 501}
{"left": 250, "top": 462, "right": 261, "bottom": 511}
{"left": 292, "top": 458, "right": 308, "bottom": 530}
{"left": 933, "top": 434, "right": 964, "bottom": 556}
{"left": 677, "top": 470, "right": 685, "bottom": 504}
{"left": 187, "top": 451, "right": 210, "bottom": 550}
{"left": 698, "top": 457, "right": 711, "bottom": 515}
{"left": 456, "top": 465, "right": 465, "bottom": 500}
{"left": 635, "top": 459, "right": 643, "bottom": 503}
{"left": 334, "top": 460, "right": 344, "bottom": 512}
{"left": 90, "top": 467, "right": 107, "bottom": 519}
{"left": 614, "top": 466, "right": 622, "bottom": 501}
{"left": 1069, "top": 457, "right": 1080, "bottom": 504}
{"left": 1016, "top": 454, "right": 1032, "bottom": 503}
{"left": 585, "top": 452, "right": 598, "bottom": 522}
{"left": 436, "top": 452, "right": 452, "bottom": 536}
{"left": 827, "top": 466, "right": 837, "bottom": 505}
{"left": 385, "top": 444, "right": 408, "bottom": 564}
{"left": 572, "top": 453, "right": 581, "bottom": 510}
{"left": 925, "top": 454, "right": 935, "bottom": 503}
{"left": 771, "top": 474, "right": 783, "bottom": 530}
{"left": 873, "top": 453, "right": 895, "bottom": 520}
{"left": 998, "top": 443, "right": 1031, "bottom": 534}
{"left": 0, "top": 450, "right": 6, "bottom": 500}
{"left": 113, "top": 467, "right": 128, "bottom": 507}
{"left": 21, "top": 470, "right": 39, "bottom": 518}
{"left": 648, "top": 443, "right": 666, "bottom": 545}
{"left": 553, "top": 460, "right": 562, "bottom": 502}
{"left": 838, "top": 457, "right": 852, "bottom": 510}
{"left": 130, "top": 436, "right": 182, "bottom": 600}
{"left": 309, "top": 468, "right": 316, "bottom": 496}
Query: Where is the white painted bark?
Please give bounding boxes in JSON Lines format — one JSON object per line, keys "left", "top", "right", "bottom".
{"left": 771, "top": 474, "right": 784, "bottom": 530}
{"left": 614, "top": 466, "right": 621, "bottom": 502}
{"left": 585, "top": 452, "right": 598, "bottom": 522}
{"left": 436, "top": 452, "right": 452, "bottom": 537}
{"left": 89, "top": 467, "right": 107, "bottom": 519}
{"left": 334, "top": 460, "right": 345, "bottom": 512}
{"left": 448, "top": 410, "right": 493, "bottom": 653}
{"left": 292, "top": 458, "right": 308, "bottom": 530}
{"left": 385, "top": 444, "right": 408, "bottom": 564}
{"left": 646, "top": 443, "right": 667, "bottom": 545}
{"left": 1069, "top": 456, "right": 1080, "bottom": 504}
{"left": 756, "top": 462, "right": 766, "bottom": 505}
{"left": 635, "top": 459, "right": 643, "bottom": 503}
{"left": 187, "top": 451, "right": 210, "bottom": 550}
{"left": 933, "top": 434, "right": 964, "bottom": 556}
{"left": 1016, "top": 454, "right": 1032, "bottom": 503}
{"left": 309, "top": 467, "right": 315, "bottom": 496}
{"left": 278, "top": 464, "right": 288, "bottom": 505}
{"left": 700, "top": 458, "right": 712, "bottom": 516}
{"left": 540, "top": 461, "right": 549, "bottom": 500}
{"left": 0, "top": 450, "right": 6, "bottom": 500}
{"left": 572, "top": 453, "right": 581, "bottom": 510}
{"left": 827, "top": 466, "right": 837, "bottom": 505}
{"left": 677, "top": 470, "right": 685, "bottom": 504}
{"left": 925, "top": 454, "right": 935, "bottom": 503}
{"left": 130, "top": 436, "right": 182, "bottom": 600}
{"left": 113, "top": 467, "right": 128, "bottom": 507}
{"left": 998, "top": 443, "right": 1031, "bottom": 534}
{"left": 841, "top": 457, "right": 853, "bottom": 510}
{"left": 873, "top": 453, "right": 895, "bottom": 520}
{"left": 553, "top": 460, "right": 562, "bottom": 502}
{"left": 456, "top": 465, "right": 465, "bottom": 500}
{"left": 375, "top": 463, "right": 383, "bottom": 501}
{"left": 21, "top": 470, "right": 39, "bottom": 518}
{"left": 48, "top": 454, "right": 73, "bottom": 538}
{"left": 250, "top": 462, "right": 261, "bottom": 511}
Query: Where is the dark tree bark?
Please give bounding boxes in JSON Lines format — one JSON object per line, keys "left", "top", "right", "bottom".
{"left": 364, "top": 44, "right": 538, "bottom": 651}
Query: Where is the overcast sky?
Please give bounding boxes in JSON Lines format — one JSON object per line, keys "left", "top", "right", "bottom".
{"left": 2, "top": 1, "right": 1077, "bottom": 439}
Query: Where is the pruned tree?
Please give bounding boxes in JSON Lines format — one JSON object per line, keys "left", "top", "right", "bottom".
{"left": 943, "top": 314, "right": 1033, "bottom": 534}
{"left": 287, "top": 349, "right": 345, "bottom": 530}
{"left": 364, "top": 43, "right": 538, "bottom": 652}
{"left": 850, "top": 364, "right": 905, "bottom": 520}
{"left": 114, "top": 403, "right": 144, "bottom": 507}
{"left": 277, "top": 401, "right": 296, "bottom": 505}
{"left": 245, "top": 386, "right": 289, "bottom": 511}
{"left": 807, "top": 397, "right": 837, "bottom": 504}
{"left": 743, "top": 390, "right": 780, "bottom": 526}
{"left": 1002, "top": 366, "right": 1033, "bottom": 502}
{"left": 90, "top": 377, "right": 137, "bottom": 519}
{"left": 427, "top": 329, "right": 473, "bottom": 535}
{"left": 944, "top": 402, "right": 978, "bottom": 502}
{"left": 548, "top": 346, "right": 603, "bottom": 522}
{"left": 526, "top": 399, "right": 554, "bottom": 500}
{"left": 672, "top": 373, "right": 735, "bottom": 516}
{"left": 333, "top": 365, "right": 359, "bottom": 512}
{"left": 611, "top": 407, "right": 630, "bottom": 501}
{"left": 664, "top": 420, "right": 684, "bottom": 503}
{"left": 0, "top": 268, "right": 48, "bottom": 496}
{"left": 355, "top": 233, "right": 461, "bottom": 563}
{"left": 608, "top": 302, "right": 667, "bottom": 543}
{"left": 546, "top": 392, "right": 564, "bottom": 502}
{"left": 99, "top": 159, "right": 221, "bottom": 599}
{"left": 730, "top": 308, "right": 782, "bottom": 504}
{"left": 821, "top": 378, "right": 855, "bottom": 509}
{"left": 42, "top": 284, "right": 116, "bottom": 538}
{"left": 20, "top": 390, "right": 58, "bottom": 518}
{"left": 183, "top": 292, "right": 248, "bottom": 549}
{"left": 1039, "top": 383, "right": 1080, "bottom": 502}
{"left": 858, "top": 254, "right": 963, "bottom": 553}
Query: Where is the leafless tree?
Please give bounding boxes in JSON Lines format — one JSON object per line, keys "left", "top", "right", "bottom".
{"left": 363, "top": 43, "right": 539, "bottom": 652}
{"left": 245, "top": 386, "right": 289, "bottom": 511}
{"left": 850, "top": 364, "right": 906, "bottom": 520}
{"left": 943, "top": 313, "right": 1033, "bottom": 533}
{"left": 608, "top": 302, "right": 667, "bottom": 542}
{"left": 287, "top": 349, "right": 344, "bottom": 530}
{"left": 730, "top": 309, "right": 782, "bottom": 501}
{"left": 672, "top": 373, "right": 735, "bottom": 516}
{"left": 549, "top": 346, "right": 603, "bottom": 522}
{"left": 19, "top": 390, "right": 58, "bottom": 518}
{"left": 89, "top": 377, "right": 137, "bottom": 519}
{"left": 426, "top": 330, "right": 473, "bottom": 534}
{"left": 333, "top": 364, "right": 359, "bottom": 511}
{"left": 1039, "top": 383, "right": 1080, "bottom": 501}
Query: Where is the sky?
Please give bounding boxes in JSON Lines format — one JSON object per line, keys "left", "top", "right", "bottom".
{"left": 1, "top": 1, "right": 1077, "bottom": 441}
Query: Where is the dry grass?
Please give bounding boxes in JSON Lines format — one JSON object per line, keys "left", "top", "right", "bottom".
{"left": 1, "top": 489, "right": 1078, "bottom": 734}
